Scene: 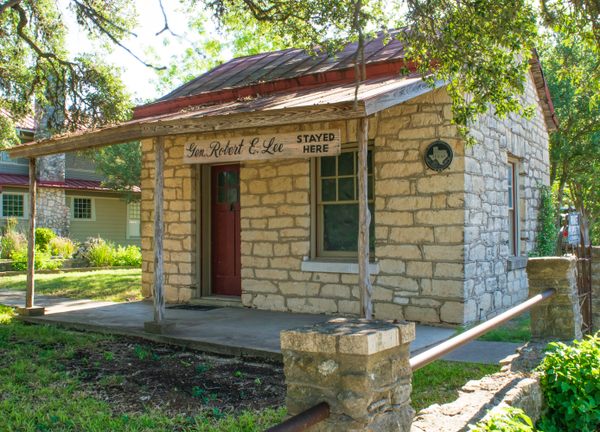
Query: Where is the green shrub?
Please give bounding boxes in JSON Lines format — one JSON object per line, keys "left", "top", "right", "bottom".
{"left": 2, "top": 217, "right": 19, "bottom": 235}
{"left": 470, "top": 407, "right": 535, "bottom": 431}
{"left": 113, "top": 245, "right": 142, "bottom": 267}
{"left": 0, "top": 231, "right": 27, "bottom": 259}
{"left": 35, "top": 227, "right": 56, "bottom": 252}
{"left": 10, "top": 248, "right": 63, "bottom": 271}
{"left": 48, "top": 236, "right": 76, "bottom": 258}
{"left": 530, "top": 185, "right": 557, "bottom": 257}
{"left": 537, "top": 333, "right": 600, "bottom": 432}
{"left": 86, "top": 238, "right": 116, "bottom": 267}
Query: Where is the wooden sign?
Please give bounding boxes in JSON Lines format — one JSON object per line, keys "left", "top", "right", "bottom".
{"left": 183, "top": 129, "right": 341, "bottom": 164}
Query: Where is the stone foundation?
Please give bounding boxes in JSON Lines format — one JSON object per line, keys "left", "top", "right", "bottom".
{"left": 527, "top": 256, "right": 583, "bottom": 340}
{"left": 281, "top": 318, "right": 415, "bottom": 431}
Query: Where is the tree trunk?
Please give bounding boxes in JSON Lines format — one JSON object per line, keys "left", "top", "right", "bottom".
{"left": 26, "top": 158, "right": 37, "bottom": 308}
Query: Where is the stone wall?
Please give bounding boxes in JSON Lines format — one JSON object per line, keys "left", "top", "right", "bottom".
{"left": 527, "top": 256, "right": 583, "bottom": 341}
{"left": 281, "top": 318, "right": 415, "bottom": 431}
{"left": 463, "top": 72, "right": 550, "bottom": 322}
{"left": 139, "top": 77, "right": 549, "bottom": 326}
{"left": 36, "top": 188, "right": 69, "bottom": 236}
{"left": 140, "top": 138, "right": 197, "bottom": 302}
{"left": 411, "top": 372, "right": 542, "bottom": 431}
{"left": 592, "top": 247, "right": 600, "bottom": 332}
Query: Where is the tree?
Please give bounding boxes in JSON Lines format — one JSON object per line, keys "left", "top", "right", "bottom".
{"left": 542, "top": 31, "right": 600, "bottom": 245}
{"left": 0, "top": 0, "right": 137, "bottom": 139}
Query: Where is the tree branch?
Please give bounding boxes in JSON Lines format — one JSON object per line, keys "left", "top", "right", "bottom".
{"left": 155, "top": 0, "right": 181, "bottom": 37}
{"left": 0, "top": 0, "right": 19, "bottom": 16}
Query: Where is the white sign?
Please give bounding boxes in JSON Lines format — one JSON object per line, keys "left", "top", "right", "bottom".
{"left": 183, "top": 129, "right": 341, "bottom": 164}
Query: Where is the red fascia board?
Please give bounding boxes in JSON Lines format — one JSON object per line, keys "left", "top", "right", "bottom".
{"left": 133, "top": 59, "right": 414, "bottom": 120}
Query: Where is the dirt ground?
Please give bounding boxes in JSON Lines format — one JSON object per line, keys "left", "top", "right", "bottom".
{"left": 64, "top": 337, "right": 286, "bottom": 417}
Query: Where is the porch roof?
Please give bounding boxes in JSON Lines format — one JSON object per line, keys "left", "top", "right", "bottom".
{"left": 7, "top": 74, "right": 443, "bottom": 159}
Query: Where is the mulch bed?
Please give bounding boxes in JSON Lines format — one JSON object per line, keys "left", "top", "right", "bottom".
{"left": 63, "top": 337, "right": 286, "bottom": 417}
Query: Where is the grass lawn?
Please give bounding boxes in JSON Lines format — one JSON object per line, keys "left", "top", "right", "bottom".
{"left": 0, "top": 268, "right": 142, "bottom": 302}
{"left": 455, "top": 313, "right": 532, "bottom": 343}
{"left": 0, "top": 305, "right": 284, "bottom": 431}
{"left": 412, "top": 360, "right": 500, "bottom": 412}
{"left": 0, "top": 302, "right": 503, "bottom": 431}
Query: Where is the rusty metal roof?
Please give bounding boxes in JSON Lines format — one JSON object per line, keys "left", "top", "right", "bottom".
{"left": 157, "top": 30, "right": 406, "bottom": 102}
{"left": 0, "top": 108, "right": 37, "bottom": 132}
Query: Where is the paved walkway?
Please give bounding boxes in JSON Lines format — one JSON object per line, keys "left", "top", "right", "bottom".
{"left": 0, "top": 290, "right": 521, "bottom": 364}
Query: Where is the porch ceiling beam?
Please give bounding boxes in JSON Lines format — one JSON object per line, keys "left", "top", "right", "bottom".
{"left": 7, "top": 103, "right": 366, "bottom": 159}
{"left": 363, "top": 78, "right": 446, "bottom": 116}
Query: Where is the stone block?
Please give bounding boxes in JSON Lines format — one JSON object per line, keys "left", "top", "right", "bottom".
{"left": 17, "top": 306, "right": 45, "bottom": 317}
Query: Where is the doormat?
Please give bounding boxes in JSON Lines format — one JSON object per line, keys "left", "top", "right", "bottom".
{"left": 167, "top": 305, "right": 221, "bottom": 311}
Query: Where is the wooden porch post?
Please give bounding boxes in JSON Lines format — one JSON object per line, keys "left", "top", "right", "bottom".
{"left": 144, "top": 137, "right": 174, "bottom": 333}
{"left": 357, "top": 117, "right": 373, "bottom": 319}
{"left": 18, "top": 158, "right": 44, "bottom": 316}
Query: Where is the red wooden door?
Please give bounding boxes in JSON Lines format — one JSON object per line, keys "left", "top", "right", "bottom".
{"left": 211, "top": 164, "right": 241, "bottom": 296}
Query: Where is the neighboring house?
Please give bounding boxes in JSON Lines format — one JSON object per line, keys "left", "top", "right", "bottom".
{"left": 0, "top": 109, "right": 141, "bottom": 246}
{"left": 7, "top": 32, "right": 556, "bottom": 325}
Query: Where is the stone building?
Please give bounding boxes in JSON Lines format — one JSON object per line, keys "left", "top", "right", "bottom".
{"left": 8, "top": 34, "right": 556, "bottom": 325}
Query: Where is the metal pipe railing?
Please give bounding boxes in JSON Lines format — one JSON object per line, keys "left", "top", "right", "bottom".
{"left": 409, "top": 288, "right": 556, "bottom": 371}
{"left": 265, "top": 402, "right": 330, "bottom": 432}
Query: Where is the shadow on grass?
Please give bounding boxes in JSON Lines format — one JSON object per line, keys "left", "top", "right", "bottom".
{"left": 0, "top": 269, "right": 142, "bottom": 302}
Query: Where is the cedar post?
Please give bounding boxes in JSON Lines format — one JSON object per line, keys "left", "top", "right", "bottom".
{"left": 144, "top": 137, "right": 174, "bottom": 333}
{"left": 357, "top": 117, "right": 373, "bottom": 319}
{"left": 18, "top": 158, "right": 44, "bottom": 316}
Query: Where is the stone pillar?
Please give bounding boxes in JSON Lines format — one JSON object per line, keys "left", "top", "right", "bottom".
{"left": 527, "top": 257, "right": 583, "bottom": 340}
{"left": 592, "top": 247, "right": 600, "bottom": 333}
{"left": 280, "top": 318, "right": 415, "bottom": 431}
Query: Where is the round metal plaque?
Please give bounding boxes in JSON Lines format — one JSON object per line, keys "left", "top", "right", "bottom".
{"left": 424, "top": 140, "right": 453, "bottom": 172}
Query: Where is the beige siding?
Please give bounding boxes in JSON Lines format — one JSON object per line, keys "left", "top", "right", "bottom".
{"left": 67, "top": 192, "right": 140, "bottom": 246}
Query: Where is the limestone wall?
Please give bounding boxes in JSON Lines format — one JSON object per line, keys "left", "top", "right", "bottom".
{"left": 463, "top": 72, "right": 551, "bottom": 321}
{"left": 140, "top": 138, "right": 198, "bottom": 302}
{"left": 139, "top": 78, "right": 549, "bottom": 326}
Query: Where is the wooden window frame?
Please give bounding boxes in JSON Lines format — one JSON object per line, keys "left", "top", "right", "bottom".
{"left": 507, "top": 159, "right": 520, "bottom": 256}
{"left": 70, "top": 196, "right": 96, "bottom": 221}
{"left": 126, "top": 201, "right": 141, "bottom": 239}
{"left": 1, "top": 192, "right": 28, "bottom": 219}
{"left": 311, "top": 142, "right": 374, "bottom": 259}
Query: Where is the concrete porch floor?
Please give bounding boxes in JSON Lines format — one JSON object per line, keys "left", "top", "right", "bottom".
{"left": 0, "top": 290, "right": 520, "bottom": 364}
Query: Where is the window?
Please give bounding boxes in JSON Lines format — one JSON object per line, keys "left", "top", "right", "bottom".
{"left": 507, "top": 161, "right": 518, "bottom": 256}
{"left": 72, "top": 197, "right": 94, "bottom": 220}
{"left": 2, "top": 193, "right": 25, "bottom": 218}
{"left": 127, "top": 201, "right": 141, "bottom": 238}
{"left": 315, "top": 146, "right": 374, "bottom": 257}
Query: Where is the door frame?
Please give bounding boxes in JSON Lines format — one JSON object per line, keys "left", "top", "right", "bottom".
{"left": 196, "top": 163, "right": 242, "bottom": 297}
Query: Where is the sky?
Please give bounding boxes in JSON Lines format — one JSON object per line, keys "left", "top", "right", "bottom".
{"left": 63, "top": 0, "right": 209, "bottom": 104}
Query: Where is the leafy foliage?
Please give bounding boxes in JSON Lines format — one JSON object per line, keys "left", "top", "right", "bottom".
{"left": 10, "top": 248, "right": 62, "bottom": 271}
{"left": 403, "top": 0, "right": 538, "bottom": 143}
{"left": 87, "top": 142, "right": 141, "bottom": 193}
{"left": 470, "top": 407, "right": 535, "bottom": 432}
{"left": 530, "top": 185, "right": 558, "bottom": 257}
{"left": 78, "top": 236, "right": 141, "bottom": 267}
{"left": 34, "top": 227, "right": 56, "bottom": 252}
{"left": 48, "top": 236, "right": 76, "bottom": 258}
{"left": 542, "top": 31, "right": 600, "bottom": 246}
{"left": 536, "top": 333, "right": 600, "bottom": 432}
{"left": 0, "top": 230, "right": 26, "bottom": 259}
{"left": 0, "top": 0, "right": 134, "bottom": 139}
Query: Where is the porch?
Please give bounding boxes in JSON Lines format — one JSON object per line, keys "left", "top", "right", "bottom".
{"left": 0, "top": 289, "right": 462, "bottom": 361}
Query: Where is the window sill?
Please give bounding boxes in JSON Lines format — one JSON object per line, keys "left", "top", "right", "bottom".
{"left": 507, "top": 256, "right": 528, "bottom": 271}
{"left": 300, "top": 260, "right": 380, "bottom": 275}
